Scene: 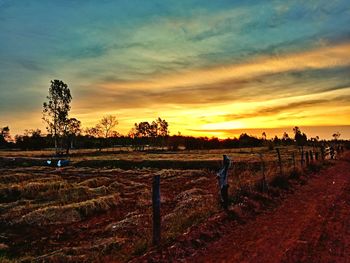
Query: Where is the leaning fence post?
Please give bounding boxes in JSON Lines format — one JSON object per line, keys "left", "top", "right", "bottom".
{"left": 276, "top": 148, "right": 283, "bottom": 176}
{"left": 217, "top": 155, "right": 230, "bottom": 210}
{"left": 152, "top": 175, "right": 161, "bottom": 246}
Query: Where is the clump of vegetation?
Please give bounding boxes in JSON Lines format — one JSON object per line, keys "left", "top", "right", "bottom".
{"left": 307, "top": 162, "right": 323, "bottom": 173}
{"left": 270, "top": 175, "right": 290, "bottom": 190}
{"left": 17, "top": 194, "right": 121, "bottom": 225}
{"left": 163, "top": 187, "right": 217, "bottom": 241}
{"left": 78, "top": 177, "right": 112, "bottom": 188}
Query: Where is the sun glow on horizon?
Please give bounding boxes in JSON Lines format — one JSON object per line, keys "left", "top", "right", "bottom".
{"left": 1, "top": 1, "right": 349, "bottom": 139}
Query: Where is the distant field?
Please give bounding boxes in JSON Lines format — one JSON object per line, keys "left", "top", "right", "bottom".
{"left": 0, "top": 146, "right": 312, "bottom": 164}
{"left": 0, "top": 146, "right": 319, "bottom": 261}
{"left": 0, "top": 146, "right": 315, "bottom": 172}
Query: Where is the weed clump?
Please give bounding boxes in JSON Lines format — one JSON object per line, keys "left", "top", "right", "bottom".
{"left": 270, "top": 175, "right": 289, "bottom": 190}
{"left": 17, "top": 194, "right": 121, "bottom": 225}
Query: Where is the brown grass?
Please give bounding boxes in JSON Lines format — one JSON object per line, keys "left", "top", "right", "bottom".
{"left": 16, "top": 194, "right": 121, "bottom": 225}
{"left": 0, "top": 146, "right": 326, "bottom": 261}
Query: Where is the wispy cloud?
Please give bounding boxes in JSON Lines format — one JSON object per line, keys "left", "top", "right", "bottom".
{"left": 222, "top": 95, "right": 350, "bottom": 121}
{"left": 101, "top": 42, "right": 350, "bottom": 91}
{"left": 0, "top": 0, "right": 350, "bottom": 136}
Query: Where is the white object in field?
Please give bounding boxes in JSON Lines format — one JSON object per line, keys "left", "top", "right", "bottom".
{"left": 57, "top": 160, "right": 61, "bottom": 167}
{"left": 47, "top": 160, "right": 51, "bottom": 165}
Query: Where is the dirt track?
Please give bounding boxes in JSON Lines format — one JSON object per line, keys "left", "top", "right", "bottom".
{"left": 188, "top": 152, "right": 350, "bottom": 263}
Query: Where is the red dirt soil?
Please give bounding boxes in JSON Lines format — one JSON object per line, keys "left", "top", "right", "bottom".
{"left": 135, "top": 152, "right": 350, "bottom": 263}
{"left": 188, "top": 152, "right": 350, "bottom": 263}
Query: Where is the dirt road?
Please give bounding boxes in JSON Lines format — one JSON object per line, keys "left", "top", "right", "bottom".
{"left": 188, "top": 152, "right": 350, "bottom": 263}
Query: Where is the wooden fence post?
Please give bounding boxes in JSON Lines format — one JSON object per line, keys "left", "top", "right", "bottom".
{"left": 292, "top": 152, "right": 296, "bottom": 171}
{"left": 309, "top": 150, "right": 313, "bottom": 162}
{"left": 259, "top": 153, "right": 268, "bottom": 192}
{"left": 276, "top": 148, "right": 283, "bottom": 176}
{"left": 305, "top": 151, "right": 309, "bottom": 166}
{"left": 321, "top": 146, "right": 325, "bottom": 160}
{"left": 152, "top": 175, "right": 161, "bottom": 246}
{"left": 315, "top": 152, "right": 319, "bottom": 161}
{"left": 301, "top": 150, "right": 304, "bottom": 167}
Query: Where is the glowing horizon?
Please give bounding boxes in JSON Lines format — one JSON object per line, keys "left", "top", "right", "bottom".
{"left": 0, "top": 1, "right": 349, "bottom": 139}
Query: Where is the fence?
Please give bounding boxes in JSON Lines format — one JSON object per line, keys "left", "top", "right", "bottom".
{"left": 150, "top": 144, "right": 345, "bottom": 246}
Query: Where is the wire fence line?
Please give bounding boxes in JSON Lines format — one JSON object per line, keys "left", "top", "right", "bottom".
{"left": 150, "top": 144, "right": 346, "bottom": 246}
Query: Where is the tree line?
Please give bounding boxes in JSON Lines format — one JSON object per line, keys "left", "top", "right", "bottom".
{"left": 0, "top": 80, "right": 348, "bottom": 153}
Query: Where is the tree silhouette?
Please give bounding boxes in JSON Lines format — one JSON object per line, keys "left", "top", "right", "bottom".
{"left": 156, "top": 117, "right": 169, "bottom": 137}
{"left": 293, "top": 126, "right": 307, "bottom": 146}
{"left": 0, "top": 126, "right": 10, "bottom": 146}
{"left": 332, "top": 132, "right": 340, "bottom": 141}
{"left": 133, "top": 118, "right": 169, "bottom": 138}
{"left": 15, "top": 129, "right": 46, "bottom": 150}
{"left": 64, "top": 118, "right": 81, "bottom": 154}
{"left": 42, "top": 80, "right": 72, "bottom": 154}
{"left": 85, "top": 125, "right": 103, "bottom": 138}
{"left": 1, "top": 126, "right": 10, "bottom": 140}
{"left": 99, "top": 115, "right": 118, "bottom": 138}
{"left": 134, "top": 122, "right": 152, "bottom": 137}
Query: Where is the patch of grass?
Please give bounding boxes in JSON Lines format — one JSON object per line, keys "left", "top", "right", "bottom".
{"left": 0, "top": 181, "right": 69, "bottom": 203}
{"left": 307, "top": 162, "right": 323, "bottom": 173}
{"left": 0, "top": 187, "right": 21, "bottom": 203}
{"left": 163, "top": 188, "right": 217, "bottom": 242}
{"left": 17, "top": 194, "right": 121, "bottom": 225}
{"left": 230, "top": 184, "right": 255, "bottom": 204}
{"left": 254, "top": 179, "right": 269, "bottom": 193}
{"left": 0, "top": 256, "right": 16, "bottom": 263}
{"left": 164, "top": 208, "right": 215, "bottom": 243}
{"left": 270, "top": 175, "right": 289, "bottom": 190}
{"left": 289, "top": 169, "right": 301, "bottom": 180}
{"left": 132, "top": 238, "right": 149, "bottom": 256}
{"left": 78, "top": 177, "right": 112, "bottom": 188}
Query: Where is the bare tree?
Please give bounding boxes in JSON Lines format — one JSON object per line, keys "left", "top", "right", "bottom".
{"left": 99, "top": 115, "right": 118, "bottom": 138}
{"left": 85, "top": 125, "right": 103, "bottom": 138}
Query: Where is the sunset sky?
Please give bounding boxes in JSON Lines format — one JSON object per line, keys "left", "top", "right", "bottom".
{"left": 0, "top": 0, "right": 349, "bottom": 139}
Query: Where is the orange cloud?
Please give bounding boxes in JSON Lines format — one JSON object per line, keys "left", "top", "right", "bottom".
{"left": 102, "top": 42, "right": 350, "bottom": 91}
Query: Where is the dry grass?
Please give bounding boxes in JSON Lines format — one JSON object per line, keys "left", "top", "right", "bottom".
{"left": 0, "top": 146, "right": 324, "bottom": 262}
{"left": 17, "top": 194, "right": 121, "bottom": 225}
{"left": 78, "top": 177, "right": 112, "bottom": 188}
{"left": 0, "top": 146, "right": 313, "bottom": 163}
{"left": 163, "top": 188, "right": 217, "bottom": 241}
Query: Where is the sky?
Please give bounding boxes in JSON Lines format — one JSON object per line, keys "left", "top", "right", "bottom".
{"left": 0, "top": 0, "right": 350, "bottom": 139}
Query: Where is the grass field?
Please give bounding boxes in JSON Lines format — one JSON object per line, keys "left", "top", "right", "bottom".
{"left": 0, "top": 146, "right": 319, "bottom": 262}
